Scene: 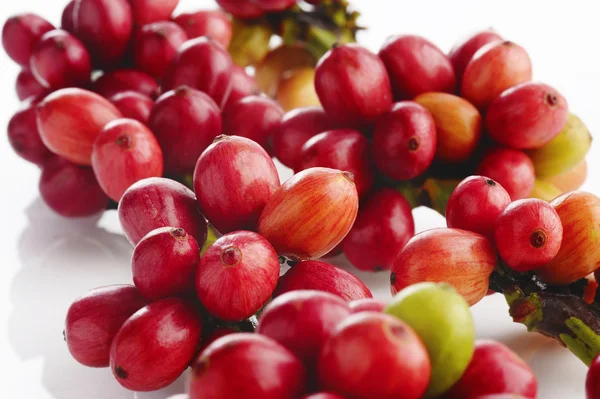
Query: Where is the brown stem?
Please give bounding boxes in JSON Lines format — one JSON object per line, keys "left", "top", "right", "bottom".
{"left": 491, "top": 265, "right": 600, "bottom": 365}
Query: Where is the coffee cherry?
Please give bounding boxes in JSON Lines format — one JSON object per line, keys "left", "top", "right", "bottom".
{"left": 446, "top": 176, "right": 511, "bottom": 239}
{"left": 494, "top": 199, "right": 563, "bottom": 272}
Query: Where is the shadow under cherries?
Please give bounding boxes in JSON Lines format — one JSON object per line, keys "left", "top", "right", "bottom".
{"left": 7, "top": 198, "right": 186, "bottom": 399}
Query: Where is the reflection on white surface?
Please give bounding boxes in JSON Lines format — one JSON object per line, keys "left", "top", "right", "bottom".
{"left": 9, "top": 199, "right": 135, "bottom": 398}
{"left": 7, "top": 199, "right": 192, "bottom": 399}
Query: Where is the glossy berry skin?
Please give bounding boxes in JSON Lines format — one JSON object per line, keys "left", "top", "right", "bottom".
{"left": 133, "top": 21, "right": 188, "bottom": 80}
{"left": 273, "top": 107, "right": 335, "bottom": 169}
{"left": 215, "top": 0, "right": 264, "bottom": 20}
{"left": 257, "top": 290, "right": 352, "bottom": 369}
{"left": 448, "top": 30, "right": 503, "bottom": 84}
{"left": 15, "top": 69, "right": 46, "bottom": 101}
{"left": 537, "top": 192, "right": 600, "bottom": 285}
{"left": 298, "top": 129, "right": 374, "bottom": 198}
{"left": 461, "top": 41, "right": 532, "bottom": 110}
{"left": 190, "top": 334, "right": 306, "bottom": 399}
{"left": 109, "top": 91, "right": 153, "bottom": 124}
{"left": 196, "top": 231, "right": 280, "bottom": 321}
{"left": 36, "top": 88, "right": 123, "bottom": 165}
{"left": 92, "top": 69, "right": 159, "bottom": 99}
{"left": 222, "top": 96, "right": 284, "bottom": 150}
{"left": 92, "top": 118, "right": 163, "bottom": 202}
{"left": 414, "top": 92, "right": 482, "bottom": 164}
{"left": 258, "top": 168, "right": 359, "bottom": 259}
{"left": 379, "top": 35, "right": 456, "bottom": 100}
{"left": 349, "top": 298, "right": 386, "bottom": 314}
{"left": 446, "top": 176, "right": 511, "bottom": 239}
{"left": 65, "top": 285, "right": 146, "bottom": 368}
{"left": 149, "top": 86, "right": 222, "bottom": 175}
{"left": 173, "top": 10, "right": 232, "bottom": 48}
{"left": 30, "top": 29, "right": 92, "bottom": 90}
{"left": 162, "top": 37, "right": 233, "bottom": 108}
{"left": 193, "top": 135, "right": 279, "bottom": 233}
{"left": 224, "top": 65, "right": 259, "bottom": 108}
{"left": 274, "top": 260, "right": 373, "bottom": 301}
{"left": 132, "top": 227, "right": 200, "bottom": 301}
{"left": 587, "top": 354, "right": 600, "bottom": 399}
{"left": 477, "top": 148, "right": 535, "bottom": 200}
{"left": 118, "top": 177, "right": 208, "bottom": 246}
{"left": 391, "top": 228, "right": 497, "bottom": 306}
{"left": 39, "top": 157, "right": 109, "bottom": 217}
{"left": 494, "top": 199, "right": 563, "bottom": 272}
{"left": 8, "top": 99, "right": 53, "bottom": 166}
{"left": 446, "top": 340, "right": 537, "bottom": 399}
{"left": 315, "top": 44, "right": 393, "bottom": 129}
{"left": 343, "top": 189, "right": 415, "bottom": 272}
{"left": 302, "top": 394, "right": 346, "bottom": 399}
{"left": 61, "top": 1, "right": 76, "bottom": 32}
{"left": 486, "top": 82, "right": 569, "bottom": 149}
{"left": 2, "top": 13, "right": 54, "bottom": 67}
{"left": 73, "top": 0, "right": 133, "bottom": 67}
{"left": 129, "top": 0, "right": 179, "bottom": 26}
{"left": 110, "top": 298, "right": 203, "bottom": 392}
{"left": 318, "top": 313, "right": 431, "bottom": 399}
{"left": 372, "top": 101, "right": 437, "bottom": 180}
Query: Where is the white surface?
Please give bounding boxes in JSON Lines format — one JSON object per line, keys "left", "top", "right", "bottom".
{"left": 0, "top": 0, "right": 598, "bottom": 398}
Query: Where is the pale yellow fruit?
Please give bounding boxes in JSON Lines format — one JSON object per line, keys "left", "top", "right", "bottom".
{"left": 254, "top": 45, "right": 316, "bottom": 97}
{"left": 544, "top": 160, "right": 588, "bottom": 193}
{"left": 527, "top": 113, "right": 592, "bottom": 178}
{"left": 385, "top": 282, "right": 475, "bottom": 398}
{"left": 228, "top": 19, "right": 272, "bottom": 67}
{"left": 276, "top": 67, "right": 320, "bottom": 112}
{"left": 529, "top": 179, "right": 562, "bottom": 202}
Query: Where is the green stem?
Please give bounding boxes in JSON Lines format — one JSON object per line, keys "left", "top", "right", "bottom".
{"left": 393, "top": 178, "right": 460, "bottom": 215}
{"left": 275, "top": 0, "right": 361, "bottom": 59}
{"left": 200, "top": 225, "right": 221, "bottom": 256}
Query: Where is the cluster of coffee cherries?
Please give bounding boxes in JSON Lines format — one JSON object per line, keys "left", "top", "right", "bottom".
{"left": 64, "top": 126, "right": 374, "bottom": 391}
{"left": 5, "top": 1, "right": 591, "bottom": 280}
{"left": 64, "top": 131, "right": 540, "bottom": 397}
{"left": 181, "top": 283, "right": 537, "bottom": 399}
{"left": 4, "top": 0, "right": 308, "bottom": 216}
{"left": 389, "top": 173, "right": 600, "bottom": 309}
{"left": 5, "top": 1, "right": 597, "bottom": 398}
{"left": 67, "top": 279, "right": 540, "bottom": 399}
{"left": 267, "top": 28, "right": 591, "bottom": 276}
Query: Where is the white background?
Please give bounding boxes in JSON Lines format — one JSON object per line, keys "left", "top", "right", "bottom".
{"left": 0, "top": 0, "right": 598, "bottom": 398}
